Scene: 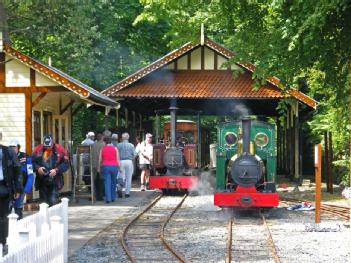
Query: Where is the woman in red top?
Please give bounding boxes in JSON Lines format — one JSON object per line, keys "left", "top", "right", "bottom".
{"left": 98, "top": 136, "right": 120, "bottom": 203}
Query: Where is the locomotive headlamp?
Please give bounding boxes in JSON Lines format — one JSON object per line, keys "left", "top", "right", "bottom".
{"left": 254, "top": 132, "right": 269, "bottom": 148}
{"left": 224, "top": 132, "right": 238, "bottom": 146}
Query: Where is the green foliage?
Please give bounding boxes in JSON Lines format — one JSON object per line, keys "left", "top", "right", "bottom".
{"left": 3, "top": 1, "right": 350, "bottom": 172}
{"left": 136, "top": 0, "right": 351, "bottom": 176}
{"left": 3, "top": 0, "right": 170, "bottom": 147}
{"left": 332, "top": 159, "right": 350, "bottom": 186}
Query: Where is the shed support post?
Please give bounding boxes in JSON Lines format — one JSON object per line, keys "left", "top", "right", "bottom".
{"left": 105, "top": 106, "right": 111, "bottom": 130}
{"left": 115, "top": 108, "right": 119, "bottom": 127}
{"left": 124, "top": 108, "right": 128, "bottom": 128}
{"left": 197, "top": 112, "right": 201, "bottom": 167}
{"left": 294, "top": 102, "right": 300, "bottom": 183}
{"left": 132, "top": 111, "right": 136, "bottom": 128}
{"left": 139, "top": 113, "right": 142, "bottom": 130}
{"left": 155, "top": 111, "right": 160, "bottom": 143}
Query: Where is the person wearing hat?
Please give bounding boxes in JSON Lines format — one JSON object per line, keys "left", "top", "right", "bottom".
{"left": 32, "top": 135, "right": 69, "bottom": 206}
{"left": 8, "top": 139, "right": 34, "bottom": 219}
{"left": 136, "top": 133, "right": 153, "bottom": 191}
{"left": 82, "top": 131, "right": 95, "bottom": 145}
{"left": 0, "top": 136, "right": 22, "bottom": 244}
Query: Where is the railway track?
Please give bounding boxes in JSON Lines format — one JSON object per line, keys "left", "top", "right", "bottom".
{"left": 121, "top": 193, "right": 188, "bottom": 263}
{"left": 281, "top": 197, "right": 350, "bottom": 221}
{"left": 226, "top": 210, "right": 280, "bottom": 263}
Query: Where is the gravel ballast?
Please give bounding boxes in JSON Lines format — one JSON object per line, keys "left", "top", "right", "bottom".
{"left": 68, "top": 184, "right": 350, "bottom": 263}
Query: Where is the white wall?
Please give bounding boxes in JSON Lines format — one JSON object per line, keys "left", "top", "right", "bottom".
{"left": 0, "top": 93, "right": 26, "bottom": 151}
{"left": 5, "top": 55, "right": 30, "bottom": 87}
{"left": 36, "top": 71, "right": 59, "bottom": 86}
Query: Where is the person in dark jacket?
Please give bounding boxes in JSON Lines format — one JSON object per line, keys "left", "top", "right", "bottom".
{"left": 8, "top": 139, "right": 34, "bottom": 219}
{"left": 0, "top": 139, "right": 22, "bottom": 245}
{"left": 32, "top": 135, "right": 69, "bottom": 207}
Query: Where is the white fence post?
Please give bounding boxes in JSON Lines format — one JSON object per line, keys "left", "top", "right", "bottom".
{"left": 28, "top": 222, "right": 36, "bottom": 240}
{"left": 61, "top": 198, "right": 69, "bottom": 263}
{"left": 39, "top": 203, "right": 49, "bottom": 236}
{"left": 1, "top": 201, "right": 68, "bottom": 262}
{"left": 6, "top": 211, "right": 19, "bottom": 254}
{"left": 50, "top": 216, "right": 64, "bottom": 263}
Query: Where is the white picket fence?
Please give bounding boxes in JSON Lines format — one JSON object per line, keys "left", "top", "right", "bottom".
{"left": 0, "top": 198, "right": 69, "bottom": 263}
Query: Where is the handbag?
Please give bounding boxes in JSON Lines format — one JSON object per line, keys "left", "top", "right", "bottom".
{"left": 117, "top": 174, "right": 125, "bottom": 188}
{"left": 0, "top": 184, "right": 9, "bottom": 198}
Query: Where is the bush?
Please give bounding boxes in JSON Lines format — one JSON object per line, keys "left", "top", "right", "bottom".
{"left": 332, "top": 159, "right": 350, "bottom": 186}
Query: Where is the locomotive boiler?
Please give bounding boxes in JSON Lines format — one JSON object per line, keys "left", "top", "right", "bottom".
{"left": 214, "top": 117, "right": 279, "bottom": 207}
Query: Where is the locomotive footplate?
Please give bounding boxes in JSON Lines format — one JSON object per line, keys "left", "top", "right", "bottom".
{"left": 149, "top": 176, "right": 198, "bottom": 189}
{"left": 214, "top": 186, "right": 279, "bottom": 207}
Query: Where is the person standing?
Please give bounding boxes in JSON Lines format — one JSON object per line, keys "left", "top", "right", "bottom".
{"left": 81, "top": 131, "right": 95, "bottom": 145}
{"left": 136, "top": 133, "right": 153, "bottom": 191}
{"left": 98, "top": 136, "right": 120, "bottom": 203}
{"left": 111, "top": 133, "right": 118, "bottom": 148}
{"left": 0, "top": 139, "right": 22, "bottom": 244}
{"left": 32, "top": 135, "right": 69, "bottom": 207}
{"left": 91, "top": 133, "right": 104, "bottom": 201}
{"left": 8, "top": 140, "right": 34, "bottom": 219}
{"left": 81, "top": 131, "right": 95, "bottom": 187}
{"left": 117, "top": 133, "right": 136, "bottom": 198}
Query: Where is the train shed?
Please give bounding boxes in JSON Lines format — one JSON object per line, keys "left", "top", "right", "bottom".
{"left": 102, "top": 36, "right": 317, "bottom": 181}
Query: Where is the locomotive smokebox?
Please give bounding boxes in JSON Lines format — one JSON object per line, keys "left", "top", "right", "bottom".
{"left": 242, "top": 116, "right": 251, "bottom": 153}
{"left": 230, "top": 117, "right": 263, "bottom": 187}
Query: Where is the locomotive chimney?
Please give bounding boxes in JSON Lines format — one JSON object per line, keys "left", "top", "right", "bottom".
{"left": 169, "top": 99, "right": 178, "bottom": 147}
{"left": 242, "top": 116, "right": 251, "bottom": 153}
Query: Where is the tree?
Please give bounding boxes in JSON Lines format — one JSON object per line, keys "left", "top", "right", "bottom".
{"left": 136, "top": 0, "right": 351, "bottom": 184}
{"left": 2, "top": 0, "right": 170, "bottom": 146}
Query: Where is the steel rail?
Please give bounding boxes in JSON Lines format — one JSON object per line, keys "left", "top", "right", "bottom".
{"left": 225, "top": 219, "right": 233, "bottom": 263}
{"left": 229, "top": 212, "right": 280, "bottom": 263}
{"left": 121, "top": 193, "right": 163, "bottom": 263}
{"left": 261, "top": 213, "right": 281, "bottom": 263}
{"left": 159, "top": 193, "right": 188, "bottom": 263}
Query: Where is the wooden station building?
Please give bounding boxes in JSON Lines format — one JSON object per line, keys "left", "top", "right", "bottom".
{"left": 103, "top": 36, "right": 317, "bottom": 180}
{"left": 0, "top": 35, "right": 118, "bottom": 194}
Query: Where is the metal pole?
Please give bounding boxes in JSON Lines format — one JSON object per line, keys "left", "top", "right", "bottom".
{"left": 315, "top": 144, "right": 322, "bottom": 223}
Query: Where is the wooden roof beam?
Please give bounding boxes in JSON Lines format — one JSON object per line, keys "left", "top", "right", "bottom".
{"left": 32, "top": 92, "right": 47, "bottom": 107}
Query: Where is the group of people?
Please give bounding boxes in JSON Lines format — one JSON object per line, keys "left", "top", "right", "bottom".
{"left": 82, "top": 131, "right": 154, "bottom": 203}
{"left": 0, "top": 130, "right": 154, "bottom": 244}
{"left": 0, "top": 134, "right": 69, "bottom": 244}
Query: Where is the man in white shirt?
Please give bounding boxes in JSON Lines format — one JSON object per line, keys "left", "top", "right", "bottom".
{"left": 136, "top": 133, "right": 153, "bottom": 191}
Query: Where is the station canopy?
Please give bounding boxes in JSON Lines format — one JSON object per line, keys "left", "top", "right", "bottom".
{"left": 102, "top": 37, "right": 316, "bottom": 116}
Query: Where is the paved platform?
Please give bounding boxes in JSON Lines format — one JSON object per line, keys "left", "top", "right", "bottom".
{"left": 67, "top": 184, "right": 158, "bottom": 257}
